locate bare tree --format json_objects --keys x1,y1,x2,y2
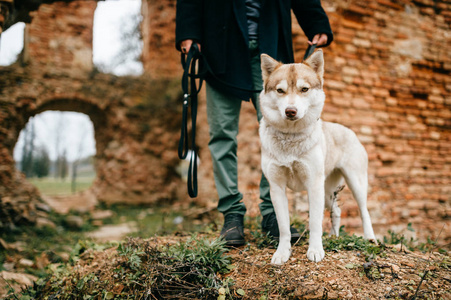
[
  {"x1": 20, "y1": 117, "x2": 35, "y2": 178},
  {"x1": 96, "y1": 10, "x2": 143, "y2": 75},
  {"x1": 33, "y1": 146, "x2": 50, "y2": 178},
  {"x1": 57, "y1": 149, "x2": 68, "y2": 181},
  {"x1": 71, "y1": 124, "x2": 88, "y2": 194},
  {"x1": 111, "y1": 11, "x2": 142, "y2": 71},
  {"x1": 53, "y1": 112, "x2": 68, "y2": 180}
]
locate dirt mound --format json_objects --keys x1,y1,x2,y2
[
  {"x1": 227, "y1": 245, "x2": 450, "y2": 299},
  {"x1": 8, "y1": 234, "x2": 450, "y2": 299}
]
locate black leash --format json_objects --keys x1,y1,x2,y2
[
  {"x1": 178, "y1": 44, "x2": 317, "y2": 198},
  {"x1": 178, "y1": 43, "x2": 203, "y2": 198}
]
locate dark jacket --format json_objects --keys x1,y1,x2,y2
[{"x1": 176, "y1": 0, "x2": 333, "y2": 99}]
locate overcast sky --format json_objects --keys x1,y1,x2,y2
[
  {"x1": 0, "y1": 0, "x2": 142, "y2": 162},
  {"x1": 0, "y1": 22, "x2": 25, "y2": 65},
  {"x1": 93, "y1": 0, "x2": 143, "y2": 75}
]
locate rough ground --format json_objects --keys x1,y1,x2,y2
[
  {"x1": 225, "y1": 242, "x2": 450, "y2": 299},
  {"x1": 4, "y1": 232, "x2": 450, "y2": 300},
  {"x1": 1, "y1": 196, "x2": 449, "y2": 299}
]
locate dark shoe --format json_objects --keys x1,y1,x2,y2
[
  {"x1": 220, "y1": 213, "x2": 245, "y2": 246},
  {"x1": 262, "y1": 212, "x2": 301, "y2": 244}
]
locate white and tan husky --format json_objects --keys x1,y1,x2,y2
[{"x1": 259, "y1": 50, "x2": 376, "y2": 264}]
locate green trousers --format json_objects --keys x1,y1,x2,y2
[{"x1": 206, "y1": 40, "x2": 274, "y2": 217}]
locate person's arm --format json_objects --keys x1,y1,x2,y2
[
  {"x1": 175, "y1": 0, "x2": 203, "y2": 52},
  {"x1": 291, "y1": 0, "x2": 333, "y2": 47}
]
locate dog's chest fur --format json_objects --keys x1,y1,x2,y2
[
  {"x1": 261, "y1": 119, "x2": 322, "y2": 159},
  {"x1": 260, "y1": 119, "x2": 325, "y2": 189}
]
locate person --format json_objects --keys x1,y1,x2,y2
[{"x1": 175, "y1": 0, "x2": 333, "y2": 246}]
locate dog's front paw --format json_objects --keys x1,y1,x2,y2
[
  {"x1": 367, "y1": 237, "x2": 378, "y2": 245},
  {"x1": 364, "y1": 233, "x2": 377, "y2": 243},
  {"x1": 271, "y1": 247, "x2": 291, "y2": 265},
  {"x1": 307, "y1": 247, "x2": 325, "y2": 262}
]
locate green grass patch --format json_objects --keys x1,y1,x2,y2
[
  {"x1": 0, "y1": 204, "x2": 203, "y2": 283},
  {"x1": 323, "y1": 228, "x2": 385, "y2": 260},
  {"x1": 28, "y1": 176, "x2": 95, "y2": 196},
  {"x1": 17, "y1": 236, "x2": 235, "y2": 299}
]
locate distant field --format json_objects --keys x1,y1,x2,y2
[{"x1": 28, "y1": 176, "x2": 95, "y2": 196}]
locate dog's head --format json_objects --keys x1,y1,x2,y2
[{"x1": 260, "y1": 50, "x2": 326, "y2": 132}]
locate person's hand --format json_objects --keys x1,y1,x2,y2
[
  {"x1": 180, "y1": 39, "x2": 201, "y2": 54},
  {"x1": 309, "y1": 34, "x2": 328, "y2": 46}
]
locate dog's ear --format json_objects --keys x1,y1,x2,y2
[
  {"x1": 304, "y1": 49, "x2": 324, "y2": 81},
  {"x1": 261, "y1": 54, "x2": 281, "y2": 82}
]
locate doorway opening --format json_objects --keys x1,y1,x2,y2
[{"x1": 14, "y1": 111, "x2": 96, "y2": 196}]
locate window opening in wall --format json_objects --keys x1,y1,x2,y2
[
  {"x1": 14, "y1": 111, "x2": 97, "y2": 196},
  {"x1": 93, "y1": 0, "x2": 143, "y2": 76},
  {"x1": 0, "y1": 22, "x2": 25, "y2": 66}
]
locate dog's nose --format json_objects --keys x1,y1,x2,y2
[{"x1": 285, "y1": 108, "x2": 297, "y2": 118}]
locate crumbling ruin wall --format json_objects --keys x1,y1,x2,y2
[
  {"x1": 0, "y1": 1, "x2": 188, "y2": 230},
  {"x1": 305, "y1": 0, "x2": 450, "y2": 243},
  {"x1": 141, "y1": 0, "x2": 450, "y2": 244},
  {"x1": 1, "y1": 0, "x2": 449, "y2": 244}
]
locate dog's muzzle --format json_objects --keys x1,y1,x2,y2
[{"x1": 285, "y1": 107, "x2": 297, "y2": 120}]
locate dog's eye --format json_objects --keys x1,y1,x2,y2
[
  {"x1": 301, "y1": 87, "x2": 309, "y2": 93},
  {"x1": 276, "y1": 88, "x2": 285, "y2": 94}
]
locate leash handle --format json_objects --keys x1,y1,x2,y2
[{"x1": 178, "y1": 44, "x2": 202, "y2": 197}]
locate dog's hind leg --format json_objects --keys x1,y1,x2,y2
[
  {"x1": 325, "y1": 171, "x2": 344, "y2": 237},
  {"x1": 341, "y1": 168, "x2": 376, "y2": 241}
]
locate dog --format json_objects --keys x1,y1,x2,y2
[{"x1": 259, "y1": 50, "x2": 376, "y2": 264}]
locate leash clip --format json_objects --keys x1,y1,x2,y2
[
  {"x1": 183, "y1": 94, "x2": 190, "y2": 105},
  {"x1": 303, "y1": 44, "x2": 317, "y2": 61}
]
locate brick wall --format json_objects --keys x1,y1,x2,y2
[
  {"x1": 0, "y1": 1, "x2": 189, "y2": 230},
  {"x1": 141, "y1": 0, "x2": 180, "y2": 78},
  {"x1": 1, "y1": 0, "x2": 449, "y2": 244},
  {"x1": 24, "y1": 1, "x2": 96, "y2": 71},
  {"x1": 141, "y1": 0, "x2": 450, "y2": 243},
  {"x1": 310, "y1": 0, "x2": 450, "y2": 243}
]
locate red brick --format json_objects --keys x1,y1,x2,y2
[
  {"x1": 346, "y1": 4, "x2": 374, "y2": 16},
  {"x1": 377, "y1": 0, "x2": 404, "y2": 10}
]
